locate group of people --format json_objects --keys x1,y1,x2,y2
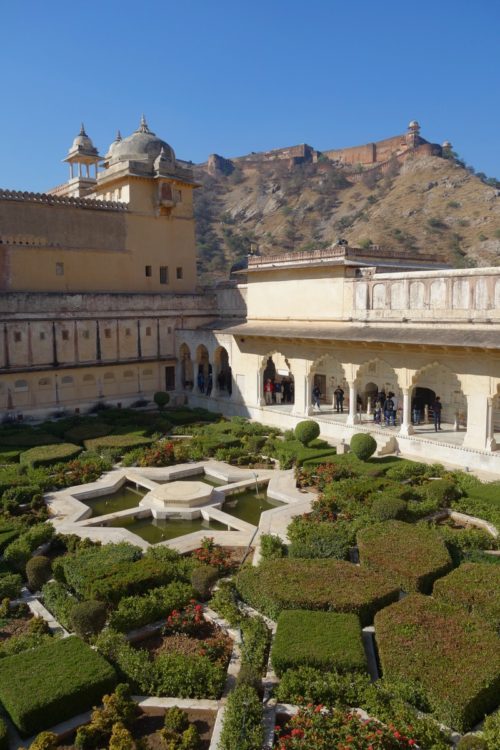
[
  {"x1": 373, "y1": 390, "x2": 398, "y2": 426},
  {"x1": 197, "y1": 369, "x2": 213, "y2": 396},
  {"x1": 264, "y1": 378, "x2": 294, "y2": 405}
]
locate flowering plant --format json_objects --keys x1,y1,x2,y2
[
  {"x1": 193, "y1": 537, "x2": 231, "y2": 571},
  {"x1": 138, "y1": 441, "x2": 175, "y2": 467},
  {"x1": 275, "y1": 705, "x2": 417, "y2": 749},
  {"x1": 164, "y1": 600, "x2": 204, "y2": 636}
]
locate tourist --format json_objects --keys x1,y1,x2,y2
[
  {"x1": 384, "y1": 392, "x2": 395, "y2": 426},
  {"x1": 374, "y1": 398, "x2": 382, "y2": 424},
  {"x1": 264, "y1": 378, "x2": 274, "y2": 405},
  {"x1": 197, "y1": 370, "x2": 205, "y2": 393},
  {"x1": 274, "y1": 379, "x2": 283, "y2": 404},
  {"x1": 333, "y1": 385, "x2": 345, "y2": 413},
  {"x1": 312, "y1": 384, "x2": 321, "y2": 410},
  {"x1": 412, "y1": 396, "x2": 422, "y2": 425},
  {"x1": 433, "y1": 396, "x2": 443, "y2": 431},
  {"x1": 206, "y1": 372, "x2": 213, "y2": 397},
  {"x1": 282, "y1": 378, "x2": 291, "y2": 403}
]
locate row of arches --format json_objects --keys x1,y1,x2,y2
[
  {"x1": 370, "y1": 278, "x2": 500, "y2": 311},
  {"x1": 179, "y1": 344, "x2": 232, "y2": 396}
]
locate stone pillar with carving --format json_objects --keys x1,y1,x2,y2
[
  {"x1": 292, "y1": 360, "x2": 309, "y2": 417},
  {"x1": 463, "y1": 393, "x2": 496, "y2": 451},
  {"x1": 346, "y1": 382, "x2": 357, "y2": 426},
  {"x1": 399, "y1": 389, "x2": 414, "y2": 436}
]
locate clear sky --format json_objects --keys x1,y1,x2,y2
[{"x1": 1, "y1": 0, "x2": 499, "y2": 192}]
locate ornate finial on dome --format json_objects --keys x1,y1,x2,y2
[
  {"x1": 137, "y1": 114, "x2": 154, "y2": 135},
  {"x1": 115, "y1": 130, "x2": 122, "y2": 142},
  {"x1": 79, "y1": 123, "x2": 87, "y2": 137}
]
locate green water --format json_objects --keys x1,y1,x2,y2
[
  {"x1": 85, "y1": 484, "x2": 147, "y2": 517},
  {"x1": 222, "y1": 491, "x2": 284, "y2": 526},
  {"x1": 107, "y1": 515, "x2": 226, "y2": 544}
]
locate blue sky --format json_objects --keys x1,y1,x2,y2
[{"x1": 1, "y1": 0, "x2": 499, "y2": 192}]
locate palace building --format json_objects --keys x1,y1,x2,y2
[{"x1": 1, "y1": 119, "x2": 500, "y2": 473}]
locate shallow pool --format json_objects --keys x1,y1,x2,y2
[
  {"x1": 84, "y1": 483, "x2": 147, "y2": 517},
  {"x1": 107, "y1": 515, "x2": 226, "y2": 544},
  {"x1": 222, "y1": 490, "x2": 283, "y2": 526}
]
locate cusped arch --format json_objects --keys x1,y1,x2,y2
[
  {"x1": 355, "y1": 357, "x2": 401, "y2": 408},
  {"x1": 412, "y1": 361, "x2": 467, "y2": 422},
  {"x1": 179, "y1": 342, "x2": 194, "y2": 390}
]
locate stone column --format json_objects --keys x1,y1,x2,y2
[
  {"x1": 346, "y1": 382, "x2": 357, "y2": 426},
  {"x1": 257, "y1": 371, "x2": 265, "y2": 407},
  {"x1": 291, "y1": 361, "x2": 309, "y2": 416},
  {"x1": 399, "y1": 389, "x2": 414, "y2": 436},
  {"x1": 463, "y1": 393, "x2": 496, "y2": 451}
]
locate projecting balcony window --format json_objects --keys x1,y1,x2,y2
[
  {"x1": 176, "y1": 266, "x2": 183, "y2": 280},
  {"x1": 145, "y1": 265, "x2": 152, "y2": 277},
  {"x1": 159, "y1": 266, "x2": 169, "y2": 284},
  {"x1": 56, "y1": 262, "x2": 64, "y2": 276}
]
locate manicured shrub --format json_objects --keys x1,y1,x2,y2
[
  {"x1": 75, "y1": 683, "x2": 139, "y2": 749},
  {"x1": 435, "y1": 524, "x2": 496, "y2": 566},
  {"x1": 370, "y1": 494, "x2": 407, "y2": 521},
  {"x1": 357, "y1": 520, "x2": 452, "y2": 593},
  {"x1": 20, "y1": 443, "x2": 82, "y2": 467},
  {"x1": 3, "y1": 484, "x2": 43, "y2": 505},
  {"x1": 483, "y1": 711, "x2": 500, "y2": 749},
  {"x1": 0, "y1": 717, "x2": 8, "y2": 750},
  {"x1": 240, "y1": 615, "x2": 270, "y2": 675},
  {"x1": 235, "y1": 558, "x2": 400, "y2": 625},
  {"x1": 271, "y1": 610, "x2": 366, "y2": 676},
  {"x1": 154, "y1": 391, "x2": 170, "y2": 410},
  {"x1": 4, "y1": 523, "x2": 54, "y2": 572},
  {"x1": 64, "y1": 421, "x2": 112, "y2": 443},
  {"x1": 27, "y1": 732, "x2": 58, "y2": 750},
  {"x1": 108, "y1": 581, "x2": 193, "y2": 632},
  {"x1": 433, "y1": 563, "x2": 500, "y2": 629},
  {"x1": 42, "y1": 581, "x2": 77, "y2": 629},
  {"x1": 0, "y1": 632, "x2": 53, "y2": 660},
  {"x1": 54, "y1": 542, "x2": 142, "y2": 594},
  {"x1": 287, "y1": 518, "x2": 351, "y2": 559},
  {"x1": 108, "y1": 722, "x2": 138, "y2": 750},
  {"x1": 375, "y1": 594, "x2": 500, "y2": 731},
  {"x1": 88, "y1": 557, "x2": 187, "y2": 605},
  {"x1": 295, "y1": 420, "x2": 320, "y2": 446},
  {"x1": 0, "y1": 525, "x2": 20, "y2": 552},
  {"x1": 275, "y1": 665, "x2": 371, "y2": 706},
  {"x1": 70, "y1": 600, "x2": 108, "y2": 639},
  {"x1": 26, "y1": 555, "x2": 52, "y2": 592},
  {"x1": 164, "y1": 706, "x2": 189, "y2": 733},
  {"x1": 84, "y1": 434, "x2": 153, "y2": 453},
  {"x1": 218, "y1": 684, "x2": 263, "y2": 750},
  {"x1": 456, "y1": 737, "x2": 488, "y2": 749},
  {"x1": 424, "y1": 478, "x2": 461, "y2": 506},
  {"x1": 0, "y1": 636, "x2": 117, "y2": 735},
  {"x1": 350, "y1": 433, "x2": 377, "y2": 461},
  {"x1": 0, "y1": 572, "x2": 22, "y2": 599},
  {"x1": 0, "y1": 428, "x2": 62, "y2": 448},
  {"x1": 190, "y1": 565, "x2": 218, "y2": 600},
  {"x1": 259, "y1": 533, "x2": 286, "y2": 560}
]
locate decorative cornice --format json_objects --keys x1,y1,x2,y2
[{"x1": 0, "y1": 189, "x2": 128, "y2": 211}]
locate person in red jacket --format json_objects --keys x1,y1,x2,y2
[{"x1": 264, "y1": 378, "x2": 274, "y2": 405}]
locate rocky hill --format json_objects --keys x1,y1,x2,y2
[{"x1": 193, "y1": 150, "x2": 500, "y2": 283}]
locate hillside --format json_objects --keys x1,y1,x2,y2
[{"x1": 193, "y1": 152, "x2": 500, "y2": 283}]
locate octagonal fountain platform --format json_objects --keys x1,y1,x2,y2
[{"x1": 140, "y1": 480, "x2": 215, "y2": 518}]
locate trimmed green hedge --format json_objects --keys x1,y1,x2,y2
[
  {"x1": 375, "y1": 594, "x2": 500, "y2": 731},
  {"x1": 357, "y1": 520, "x2": 452, "y2": 593},
  {"x1": 64, "y1": 421, "x2": 112, "y2": 443},
  {"x1": 0, "y1": 525, "x2": 20, "y2": 553},
  {"x1": 218, "y1": 684, "x2": 263, "y2": 750},
  {"x1": 88, "y1": 557, "x2": 189, "y2": 605},
  {"x1": 0, "y1": 636, "x2": 116, "y2": 735},
  {"x1": 108, "y1": 581, "x2": 194, "y2": 632},
  {"x1": 0, "y1": 717, "x2": 7, "y2": 750},
  {"x1": 41, "y1": 581, "x2": 77, "y2": 630},
  {"x1": 20, "y1": 443, "x2": 82, "y2": 467},
  {"x1": 0, "y1": 428, "x2": 62, "y2": 448},
  {"x1": 235, "y1": 559, "x2": 399, "y2": 625},
  {"x1": 433, "y1": 562, "x2": 500, "y2": 629},
  {"x1": 0, "y1": 572, "x2": 23, "y2": 599},
  {"x1": 54, "y1": 542, "x2": 142, "y2": 595},
  {"x1": 84, "y1": 434, "x2": 153, "y2": 453},
  {"x1": 271, "y1": 610, "x2": 366, "y2": 676}
]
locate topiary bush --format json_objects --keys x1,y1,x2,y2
[
  {"x1": 370, "y1": 494, "x2": 407, "y2": 521},
  {"x1": 271, "y1": 610, "x2": 366, "y2": 676},
  {"x1": 424, "y1": 478, "x2": 461, "y2": 506},
  {"x1": 433, "y1": 563, "x2": 500, "y2": 630},
  {"x1": 190, "y1": 565, "x2": 218, "y2": 600},
  {"x1": 259, "y1": 533, "x2": 286, "y2": 560},
  {"x1": 456, "y1": 736, "x2": 488, "y2": 749},
  {"x1": 26, "y1": 731, "x2": 58, "y2": 750},
  {"x1": 26, "y1": 556, "x2": 52, "y2": 592},
  {"x1": 350, "y1": 433, "x2": 377, "y2": 461},
  {"x1": 218, "y1": 684, "x2": 263, "y2": 750},
  {"x1": 20, "y1": 443, "x2": 82, "y2": 468},
  {"x1": 153, "y1": 391, "x2": 170, "y2": 410},
  {"x1": 295, "y1": 420, "x2": 320, "y2": 446},
  {"x1": 0, "y1": 572, "x2": 23, "y2": 599},
  {"x1": 70, "y1": 600, "x2": 108, "y2": 640}
]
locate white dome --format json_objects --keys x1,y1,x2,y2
[{"x1": 107, "y1": 116, "x2": 175, "y2": 168}]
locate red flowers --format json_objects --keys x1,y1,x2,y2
[
  {"x1": 164, "y1": 601, "x2": 205, "y2": 636},
  {"x1": 193, "y1": 537, "x2": 231, "y2": 571}
]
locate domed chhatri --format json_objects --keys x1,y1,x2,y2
[
  {"x1": 67, "y1": 123, "x2": 99, "y2": 158},
  {"x1": 408, "y1": 119, "x2": 420, "y2": 131},
  {"x1": 142, "y1": 480, "x2": 214, "y2": 512},
  {"x1": 107, "y1": 114, "x2": 175, "y2": 169}
]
